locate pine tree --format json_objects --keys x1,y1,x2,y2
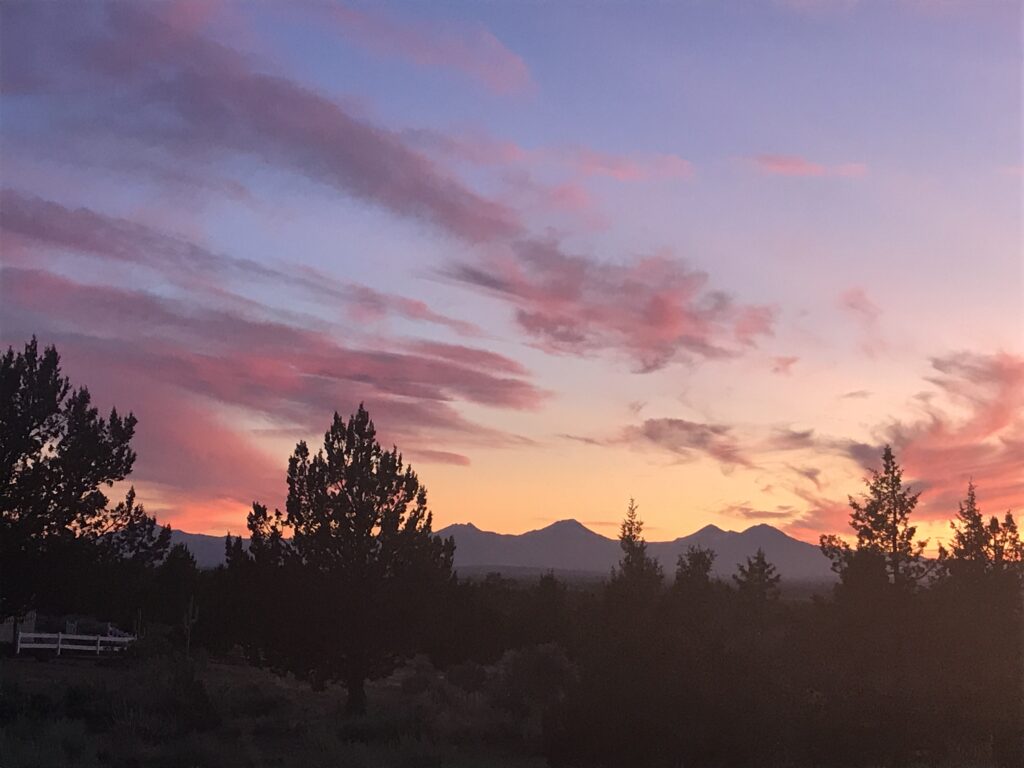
[
  {"x1": 612, "y1": 498, "x2": 663, "y2": 587},
  {"x1": 248, "y1": 404, "x2": 454, "y2": 715},
  {"x1": 674, "y1": 545, "x2": 715, "y2": 588},
  {"x1": 988, "y1": 512, "x2": 1023, "y2": 572},
  {"x1": 820, "y1": 445, "x2": 927, "y2": 590},
  {"x1": 939, "y1": 481, "x2": 1024, "y2": 580},
  {"x1": 952, "y1": 482, "x2": 988, "y2": 556},
  {"x1": 733, "y1": 548, "x2": 781, "y2": 601},
  {"x1": 0, "y1": 338, "x2": 168, "y2": 620}
]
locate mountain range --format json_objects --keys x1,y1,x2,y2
[{"x1": 171, "y1": 520, "x2": 835, "y2": 583}]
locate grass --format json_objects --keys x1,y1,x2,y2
[{"x1": 0, "y1": 653, "x2": 550, "y2": 768}]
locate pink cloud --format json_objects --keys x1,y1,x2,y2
[
  {"x1": 448, "y1": 247, "x2": 775, "y2": 372},
  {"x1": 415, "y1": 131, "x2": 692, "y2": 184},
  {"x1": 722, "y1": 504, "x2": 797, "y2": 521},
  {"x1": 408, "y1": 341, "x2": 529, "y2": 376},
  {"x1": 623, "y1": 418, "x2": 755, "y2": 469},
  {"x1": 3, "y1": 6, "x2": 521, "y2": 244},
  {"x1": 839, "y1": 286, "x2": 886, "y2": 356},
  {"x1": 771, "y1": 356, "x2": 799, "y2": 374},
  {"x1": 839, "y1": 286, "x2": 880, "y2": 322},
  {"x1": 780, "y1": 352, "x2": 1024, "y2": 539},
  {"x1": 886, "y1": 352, "x2": 1024, "y2": 520},
  {"x1": 573, "y1": 149, "x2": 693, "y2": 182},
  {"x1": 330, "y1": 4, "x2": 532, "y2": 95},
  {"x1": 404, "y1": 449, "x2": 472, "y2": 466},
  {"x1": 1, "y1": 267, "x2": 546, "y2": 433},
  {"x1": 1, "y1": 265, "x2": 551, "y2": 528},
  {"x1": 0, "y1": 190, "x2": 480, "y2": 337},
  {"x1": 753, "y1": 155, "x2": 867, "y2": 178}
]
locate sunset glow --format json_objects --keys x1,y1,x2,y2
[{"x1": 1, "y1": 0, "x2": 1020, "y2": 544}]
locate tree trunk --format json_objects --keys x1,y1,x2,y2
[{"x1": 344, "y1": 670, "x2": 367, "y2": 716}]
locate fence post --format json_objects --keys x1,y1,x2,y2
[
  {"x1": 56, "y1": 632, "x2": 62, "y2": 656},
  {"x1": 15, "y1": 625, "x2": 21, "y2": 655},
  {"x1": 96, "y1": 635, "x2": 101, "y2": 655}
]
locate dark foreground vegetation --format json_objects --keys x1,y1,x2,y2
[{"x1": 2, "y1": 338, "x2": 1022, "y2": 767}]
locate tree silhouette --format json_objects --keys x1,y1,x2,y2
[
  {"x1": 939, "y1": 481, "x2": 1023, "y2": 581},
  {"x1": 675, "y1": 545, "x2": 715, "y2": 588},
  {"x1": 820, "y1": 445, "x2": 927, "y2": 590},
  {"x1": 733, "y1": 548, "x2": 780, "y2": 601},
  {"x1": 0, "y1": 338, "x2": 168, "y2": 620},
  {"x1": 611, "y1": 498, "x2": 663, "y2": 588},
  {"x1": 248, "y1": 404, "x2": 454, "y2": 715}
]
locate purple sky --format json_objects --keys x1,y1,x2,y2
[{"x1": 1, "y1": 0, "x2": 1021, "y2": 543}]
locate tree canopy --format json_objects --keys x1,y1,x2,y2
[
  {"x1": 0, "y1": 338, "x2": 169, "y2": 620},
  {"x1": 820, "y1": 445, "x2": 927, "y2": 590},
  {"x1": 247, "y1": 404, "x2": 454, "y2": 714}
]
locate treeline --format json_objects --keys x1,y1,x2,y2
[{"x1": 2, "y1": 338, "x2": 1022, "y2": 767}]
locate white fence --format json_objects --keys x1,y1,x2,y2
[{"x1": 16, "y1": 631, "x2": 135, "y2": 656}]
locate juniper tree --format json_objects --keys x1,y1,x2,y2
[
  {"x1": 0, "y1": 338, "x2": 168, "y2": 620},
  {"x1": 248, "y1": 404, "x2": 454, "y2": 715}
]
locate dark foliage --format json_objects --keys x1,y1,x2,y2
[
  {"x1": 241, "y1": 404, "x2": 455, "y2": 714},
  {"x1": 3, "y1": 342, "x2": 1021, "y2": 767},
  {"x1": 0, "y1": 338, "x2": 170, "y2": 625}
]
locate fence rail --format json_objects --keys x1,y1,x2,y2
[{"x1": 16, "y1": 631, "x2": 135, "y2": 656}]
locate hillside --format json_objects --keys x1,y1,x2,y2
[{"x1": 172, "y1": 520, "x2": 834, "y2": 582}]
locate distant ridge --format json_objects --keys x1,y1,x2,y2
[
  {"x1": 170, "y1": 520, "x2": 835, "y2": 582},
  {"x1": 169, "y1": 529, "x2": 246, "y2": 569},
  {"x1": 437, "y1": 520, "x2": 835, "y2": 583}
]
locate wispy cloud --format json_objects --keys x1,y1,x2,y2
[
  {"x1": 2, "y1": 5, "x2": 520, "y2": 244},
  {"x1": 447, "y1": 247, "x2": 775, "y2": 372},
  {"x1": 840, "y1": 389, "x2": 872, "y2": 399},
  {"x1": 770, "y1": 355, "x2": 799, "y2": 374},
  {"x1": 0, "y1": 266, "x2": 547, "y2": 527},
  {"x1": 721, "y1": 503, "x2": 796, "y2": 521},
  {"x1": 752, "y1": 155, "x2": 867, "y2": 178},
  {"x1": 329, "y1": 4, "x2": 533, "y2": 95},
  {"x1": 0, "y1": 190, "x2": 480, "y2": 336},
  {"x1": 622, "y1": 418, "x2": 755, "y2": 469},
  {"x1": 839, "y1": 286, "x2": 886, "y2": 356}
]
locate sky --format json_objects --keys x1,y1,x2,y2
[{"x1": 1, "y1": 0, "x2": 1021, "y2": 546}]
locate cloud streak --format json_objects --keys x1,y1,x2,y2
[
  {"x1": 753, "y1": 155, "x2": 867, "y2": 178},
  {"x1": 1, "y1": 266, "x2": 547, "y2": 527},
  {"x1": 3, "y1": 5, "x2": 520, "y2": 244},
  {"x1": 329, "y1": 4, "x2": 533, "y2": 95},
  {"x1": 447, "y1": 247, "x2": 775, "y2": 372}
]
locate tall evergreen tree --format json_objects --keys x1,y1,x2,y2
[
  {"x1": 674, "y1": 545, "x2": 715, "y2": 589},
  {"x1": 820, "y1": 445, "x2": 927, "y2": 590},
  {"x1": 611, "y1": 498, "x2": 663, "y2": 589},
  {"x1": 939, "y1": 481, "x2": 1024, "y2": 580},
  {"x1": 248, "y1": 404, "x2": 454, "y2": 714},
  {"x1": 0, "y1": 338, "x2": 168, "y2": 620},
  {"x1": 733, "y1": 548, "x2": 781, "y2": 601}
]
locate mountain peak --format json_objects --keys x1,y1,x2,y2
[
  {"x1": 742, "y1": 523, "x2": 786, "y2": 537},
  {"x1": 438, "y1": 522, "x2": 480, "y2": 533},
  {"x1": 523, "y1": 519, "x2": 601, "y2": 539},
  {"x1": 693, "y1": 523, "x2": 726, "y2": 535},
  {"x1": 546, "y1": 519, "x2": 588, "y2": 531}
]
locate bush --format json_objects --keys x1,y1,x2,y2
[
  {"x1": 446, "y1": 661, "x2": 488, "y2": 695},
  {"x1": 0, "y1": 716, "x2": 99, "y2": 767}
]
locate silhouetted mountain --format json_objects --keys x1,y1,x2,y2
[
  {"x1": 438, "y1": 520, "x2": 616, "y2": 572},
  {"x1": 437, "y1": 520, "x2": 835, "y2": 583},
  {"x1": 169, "y1": 520, "x2": 834, "y2": 582},
  {"x1": 169, "y1": 530, "x2": 246, "y2": 569}
]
